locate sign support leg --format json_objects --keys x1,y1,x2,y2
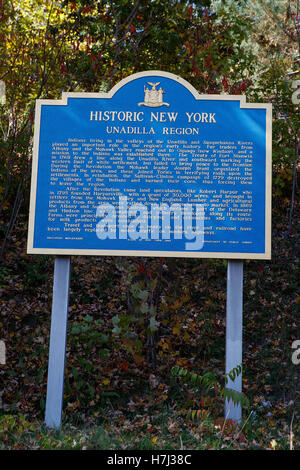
[
  {"x1": 225, "y1": 260, "x2": 243, "y2": 424},
  {"x1": 45, "y1": 256, "x2": 71, "y2": 429}
]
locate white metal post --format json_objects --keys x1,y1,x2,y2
[
  {"x1": 45, "y1": 256, "x2": 70, "y2": 429},
  {"x1": 225, "y1": 260, "x2": 243, "y2": 424}
]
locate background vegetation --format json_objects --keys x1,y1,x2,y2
[{"x1": 0, "y1": 0, "x2": 299, "y2": 450}]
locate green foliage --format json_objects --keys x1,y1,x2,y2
[
  {"x1": 224, "y1": 363, "x2": 242, "y2": 384},
  {"x1": 171, "y1": 363, "x2": 249, "y2": 420},
  {"x1": 221, "y1": 388, "x2": 249, "y2": 409},
  {"x1": 0, "y1": 0, "x2": 264, "y2": 259},
  {"x1": 171, "y1": 365, "x2": 218, "y2": 393},
  {"x1": 0, "y1": 414, "x2": 36, "y2": 445},
  {"x1": 213, "y1": 0, "x2": 300, "y2": 197},
  {"x1": 0, "y1": 406, "x2": 297, "y2": 450},
  {"x1": 0, "y1": 0, "x2": 298, "y2": 256},
  {"x1": 21, "y1": 256, "x2": 52, "y2": 290},
  {"x1": 69, "y1": 314, "x2": 108, "y2": 353}
]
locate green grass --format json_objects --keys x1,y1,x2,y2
[{"x1": 0, "y1": 405, "x2": 298, "y2": 450}]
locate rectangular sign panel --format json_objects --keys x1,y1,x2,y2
[{"x1": 27, "y1": 71, "x2": 272, "y2": 259}]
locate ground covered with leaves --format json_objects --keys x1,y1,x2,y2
[{"x1": 0, "y1": 197, "x2": 299, "y2": 450}]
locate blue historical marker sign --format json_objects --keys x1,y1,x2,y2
[{"x1": 28, "y1": 71, "x2": 272, "y2": 259}]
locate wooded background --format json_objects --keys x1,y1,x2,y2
[{"x1": 0, "y1": 0, "x2": 299, "y2": 450}]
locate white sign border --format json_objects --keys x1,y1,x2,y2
[{"x1": 27, "y1": 70, "x2": 272, "y2": 259}]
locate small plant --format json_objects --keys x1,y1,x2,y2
[
  {"x1": 224, "y1": 364, "x2": 242, "y2": 385},
  {"x1": 171, "y1": 364, "x2": 249, "y2": 421},
  {"x1": 68, "y1": 314, "x2": 108, "y2": 354}
]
